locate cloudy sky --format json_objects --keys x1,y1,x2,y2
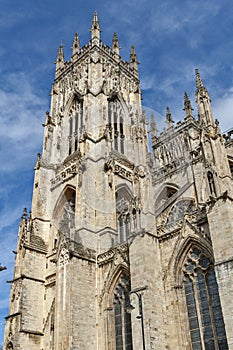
[{"x1": 0, "y1": 0, "x2": 233, "y2": 344}]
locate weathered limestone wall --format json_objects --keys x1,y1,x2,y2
[
  {"x1": 54, "y1": 254, "x2": 96, "y2": 350},
  {"x1": 129, "y1": 232, "x2": 166, "y2": 350},
  {"x1": 70, "y1": 257, "x2": 97, "y2": 349},
  {"x1": 208, "y1": 199, "x2": 233, "y2": 349}
]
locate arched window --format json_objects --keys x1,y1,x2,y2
[
  {"x1": 155, "y1": 184, "x2": 178, "y2": 209},
  {"x1": 113, "y1": 274, "x2": 133, "y2": 350},
  {"x1": 108, "y1": 96, "x2": 125, "y2": 154},
  {"x1": 207, "y1": 171, "x2": 216, "y2": 196},
  {"x1": 116, "y1": 187, "x2": 132, "y2": 244},
  {"x1": 68, "y1": 96, "x2": 83, "y2": 155},
  {"x1": 54, "y1": 187, "x2": 76, "y2": 239},
  {"x1": 183, "y1": 247, "x2": 228, "y2": 349}
]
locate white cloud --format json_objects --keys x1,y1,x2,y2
[
  {"x1": 0, "y1": 72, "x2": 46, "y2": 172},
  {"x1": 213, "y1": 88, "x2": 233, "y2": 132}
]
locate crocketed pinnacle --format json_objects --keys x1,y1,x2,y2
[
  {"x1": 166, "y1": 106, "x2": 174, "y2": 128},
  {"x1": 90, "y1": 11, "x2": 101, "y2": 39},
  {"x1": 112, "y1": 32, "x2": 120, "y2": 55},
  {"x1": 183, "y1": 91, "x2": 194, "y2": 119},
  {"x1": 72, "y1": 33, "x2": 80, "y2": 55},
  {"x1": 56, "y1": 43, "x2": 64, "y2": 64}
]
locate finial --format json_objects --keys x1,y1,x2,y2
[
  {"x1": 183, "y1": 91, "x2": 194, "y2": 119},
  {"x1": 72, "y1": 33, "x2": 80, "y2": 56},
  {"x1": 195, "y1": 68, "x2": 209, "y2": 96},
  {"x1": 22, "y1": 208, "x2": 27, "y2": 220},
  {"x1": 57, "y1": 43, "x2": 64, "y2": 63},
  {"x1": 166, "y1": 107, "x2": 174, "y2": 128},
  {"x1": 90, "y1": 11, "x2": 101, "y2": 40},
  {"x1": 55, "y1": 42, "x2": 64, "y2": 75},
  {"x1": 130, "y1": 45, "x2": 139, "y2": 73},
  {"x1": 195, "y1": 68, "x2": 213, "y2": 126},
  {"x1": 112, "y1": 32, "x2": 120, "y2": 56}
]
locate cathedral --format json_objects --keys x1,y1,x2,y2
[{"x1": 3, "y1": 12, "x2": 233, "y2": 350}]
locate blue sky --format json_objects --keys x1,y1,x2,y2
[{"x1": 0, "y1": 0, "x2": 233, "y2": 345}]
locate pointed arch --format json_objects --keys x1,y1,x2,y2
[
  {"x1": 173, "y1": 235, "x2": 213, "y2": 287},
  {"x1": 115, "y1": 184, "x2": 133, "y2": 244},
  {"x1": 165, "y1": 197, "x2": 194, "y2": 225},
  {"x1": 154, "y1": 183, "x2": 179, "y2": 210},
  {"x1": 115, "y1": 184, "x2": 133, "y2": 202},
  {"x1": 103, "y1": 263, "x2": 132, "y2": 350},
  {"x1": 108, "y1": 93, "x2": 128, "y2": 154},
  {"x1": 106, "y1": 263, "x2": 130, "y2": 299},
  {"x1": 108, "y1": 91, "x2": 129, "y2": 118},
  {"x1": 64, "y1": 92, "x2": 83, "y2": 155},
  {"x1": 53, "y1": 185, "x2": 76, "y2": 240},
  {"x1": 53, "y1": 184, "x2": 76, "y2": 220},
  {"x1": 173, "y1": 237, "x2": 228, "y2": 349},
  {"x1": 63, "y1": 91, "x2": 83, "y2": 116}
]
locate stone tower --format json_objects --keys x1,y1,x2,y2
[{"x1": 3, "y1": 13, "x2": 233, "y2": 350}]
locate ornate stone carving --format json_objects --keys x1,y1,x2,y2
[
  {"x1": 59, "y1": 247, "x2": 70, "y2": 266},
  {"x1": 104, "y1": 154, "x2": 134, "y2": 181}
]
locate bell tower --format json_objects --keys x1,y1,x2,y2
[{"x1": 3, "y1": 12, "x2": 150, "y2": 350}]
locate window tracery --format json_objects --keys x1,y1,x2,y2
[
  {"x1": 113, "y1": 274, "x2": 133, "y2": 350},
  {"x1": 57, "y1": 190, "x2": 76, "y2": 238},
  {"x1": 68, "y1": 97, "x2": 83, "y2": 155},
  {"x1": 183, "y1": 247, "x2": 228, "y2": 349},
  {"x1": 207, "y1": 171, "x2": 216, "y2": 197},
  {"x1": 108, "y1": 96, "x2": 125, "y2": 154},
  {"x1": 116, "y1": 188, "x2": 132, "y2": 244}
]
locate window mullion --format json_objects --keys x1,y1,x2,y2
[
  {"x1": 193, "y1": 278, "x2": 205, "y2": 349},
  {"x1": 206, "y1": 271, "x2": 220, "y2": 350}
]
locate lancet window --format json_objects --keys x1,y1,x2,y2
[
  {"x1": 108, "y1": 96, "x2": 125, "y2": 154},
  {"x1": 57, "y1": 189, "x2": 76, "y2": 238},
  {"x1": 113, "y1": 274, "x2": 133, "y2": 350},
  {"x1": 68, "y1": 97, "x2": 83, "y2": 155},
  {"x1": 116, "y1": 187, "x2": 132, "y2": 244},
  {"x1": 183, "y1": 247, "x2": 228, "y2": 349},
  {"x1": 207, "y1": 171, "x2": 216, "y2": 197}
]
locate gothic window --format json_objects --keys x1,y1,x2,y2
[
  {"x1": 167, "y1": 199, "x2": 193, "y2": 224},
  {"x1": 108, "y1": 96, "x2": 125, "y2": 154},
  {"x1": 183, "y1": 247, "x2": 228, "y2": 350},
  {"x1": 116, "y1": 187, "x2": 132, "y2": 244},
  {"x1": 68, "y1": 97, "x2": 83, "y2": 155},
  {"x1": 57, "y1": 189, "x2": 76, "y2": 238},
  {"x1": 113, "y1": 274, "x2": 133, "y2": 350},
  {"x1": 155, "y1": 185, "x2": 178, "y2": 209},
  {"x1": 207, "y1": 171, "x2": 216, "y2": 196}
]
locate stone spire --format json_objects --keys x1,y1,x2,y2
[
  {"x1": 130, "y1": 45, "x2": 139, "y2": 74},
  {"x1": 72, "y1": 32, "x2": 80, "y2": 56},
  {"x1": 195, "y1": 68, "x2": 214, "y2": 127},
  {"x1": 183, "y1": 91, "x2": 194, "y2": 120},
  {"x1": 112, "y1": 32, "x2": 120, "y2": 56},
  {"x1": 166, "y1": 106, "x2": 174, "y2": 128},
  {"x1": 150, "y1": 114, "x2": 158, "y2": 139},
  {"x1": 90, "y1": 11, "x2": 101, "y2": 41},
  {"x1": 55, "y1": 43, "x2": 64, "y2": 75}
]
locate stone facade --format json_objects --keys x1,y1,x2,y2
[{"x1": 3, "y1": 12, "x2": 233, "y2": 350}]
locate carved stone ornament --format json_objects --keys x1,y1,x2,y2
[
  {"x1": 91, "y1": 49, "x2": 100, "y2": 63},
  {"x1": 59, "y1": 247, "x2": 70, "y2": 266},
  {"x1": 97, "y1": 243, "x2": 128, "y2": 265}
]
